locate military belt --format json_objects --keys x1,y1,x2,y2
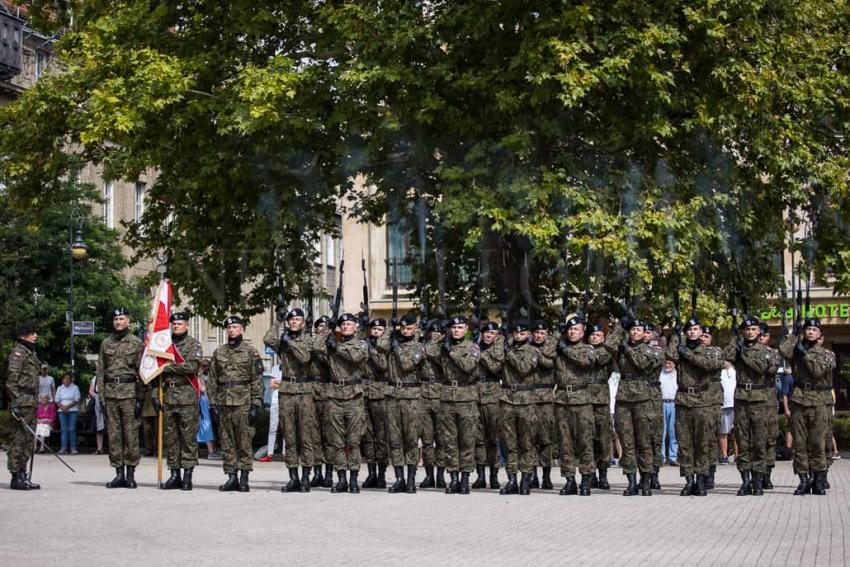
[
  {"x1": 222, "y1": 379, "x2": 250, "y2": 387},
  {"x1": 797, "y1": 384, "x2": 832, "y2": 392},
  {"x1": 106, "y1": 376, "x2": 137, "y2": 385},
  {"x1": 589, "y1": 379, "x2": 608, "y2": 385},
  {"x1": 478, "y1": 375, "x2": 501, "y2": 383},
  {"x1": 647, "y1": 381, "x2": 661, "y2": 387},
  {"x1": 532, "y1": 384, "x2": 553, "y2": 390},
  {"x1": 333, "y1": 379, "x2": 362, "y2": 387},
  {"x1": 19, "y1": 387, "x2": 36, "y2": 395},
  {"x1": 164, "y1": 379, "x2": 191, "y2": 389},
  {"x1": 621, "y1": 373, "x2": 649, "y2": 382},
  {"x1": 282, "y1": 376, "x2": 315, "y2": 384},
  {"x1": 504, "y1": 384, "x2": 536, "y2": 392},
  {"x1": 736, "y1": 383, "x2": 771, "y2": 391},
  {"x1": 711, "y1": 378, "x2": 722, "y2": 383},
  {"x1": 560, "y1": 384, "x2": 588, "y2": 393},
  {"x1": 684, "y1": 386, "x2": 707, "y2": 395},
  {"x1": 393, "y1": 381, "x2": 421, "y2": 388},
  {"x1": 447, "y1": 381, "x2": 475, "y2": 388}
]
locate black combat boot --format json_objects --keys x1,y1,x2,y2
[
  {"x1": 823, "y1": 470, "x2": 831, "y2": 490},
  {"x1": 812, "y1": 471, "x2": 826, "y2": 496},
  {"x1": 376, "y1": 464, "x2": 388, "y2": 488},
  {"x1": 530, "y1": 467, "x2": 540, "y2": 489},
  {"x1": 419, "y1": 465, "x2": 435, "y2": 488},
  {"x1": 349, "y1": 470, "x2": 360, "y2": 493},
  {"x1": 238, "y1": 470, "x2": 250, "y2": 492},
  {"x1": 679, "y1": 475, "x2": 694, "y2": 496},
  {"x1": 751, "y1": 472, "x2": 764, "y2": 496},
  {"x1": 282, "y1": 467, "x2": 301, "y2": 492},
  {"x1": 499, "y1": 473, "x2": 519, "y2": 495},
  {"x1": 640, "y1": 472, "x2": 652, "y2": 496},
  {"x1": 180, "y1": 468, "x2": 193, "y2": 491},
  {"x1": 541, "y1": 467, "x2": 553, "y2": 490},
  {"x1": 704, "y1": 465, "x2": 716, "y2": 489},
  {"x1": 459, "y1": 472, "x2": 471, "y2": 494},
  {"x1": 19, "y1": 472, "x2": 40, "y2": 490},
  {"x1": 624, "y1": 473, "x2": 638, "y2": 496},
  {"x1": 388, "y1": 466, "x2": 406, "y2": 493},
  {"x1": 559, "y1": 476, "x2": 578, "y2": 496},
  {"x1": 590, "y1": 472, "x2": 599, "y2": 488},
  {"x1": 597, "y1": 468, "x2": 611, "y2": 490},
  {"x1": 362, "y1": 463, "x2": 378, "y2": 489},
  {"x1": 794, "y1": 473, "x2": 811, "y2": 496},
  {"x1": 694, "y1": 474, "x2": 707, "y2": 496},
  {"x1": 125, "y1": 465, "x2": 138, "y2": 489},
  {"x1": 737, "y1": 471, "x2": 752, "y2": 496},
  {"x1": 650, "y1": 469, "x2": 661, "y2": 490},
  {"x1": 471, "y1": 464, "x2": 487, "y2": 489},
  {"x1": 161, "y1": 468, "x2": 181, "y2": 490},
  {"x1": 436, "y1": 466, "x2": 447, "y2": 489},
  {"x1": 10, "y1": 472, "x2": 30, "y2": 491},
  {"x1": 579, "y1": 474, "x2": 592, "y2": 496},
  {"x1": 310, "y1": 464, "x2": 324, "y2": 487},
  {"x1": 406, "y1": 465, "x2": 417, "y2": 494},
  {"x1": 323, "y1": 463, "x2": 334, "y2": 488},
  {"x1": 331, "y1": 470, "x2": 348, "y2": 493},
  {"x1": 219, "y1": 472, "x2": 238, "y2": 492},
  {"x1": 519, "y1": 472, "x2": 531, "y2": 495},
  {"x1": 763, "y1": 466, "x2": 774, "y2": 490},
  {"x1": 106, "y1": 467, "x2": 127, "y2": 489},
  {"x1": 489, "y1": 467, "x2": 500, "y2": 489},
  {"x1": 445, "y1": 471, "x2": 459, "y2": 494},
  {"x1": 300, "y1": 466, "x2": 312, "y2": 492}
]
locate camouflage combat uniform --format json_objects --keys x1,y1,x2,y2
[
  {"x1": 386, "y1": 336, "x2": 424, "y2": 467},
  {"x1": 96, "y1": 331, "x2": 144, "y2": 468},
  {"x1": 500, "y1": 341, "x2": 540, "y2": 475},
  {"x1": 475, "y1": 338, "x2": 505, "y2": 469},
  {"x1": 440, "y1": 337, "x2": 480, "y2": 474},
  {"x1": 421, "y1": 336, "x2": 446, "y2": 470},
  {"x1": 208, "y1": 338, "x2": 263, "y2": 474},
  {"x1": 589, "y1": 338, "x2": 615, "y2": 473},
  {"x1": 554, "y1": 339, "x2": 597, "y2": 479},
  {"x1": 160, "y1": 332, "x2": 203, "y2": 469},
  {"x1": 5, "y1": 341, "x2": 40, "y2": 475},
  {"x1": 531, "y1": 336, "x2": 557, "y2": 471},
  {"x1": 362, "y1": 333, "x2": 391, "y2": 468}
]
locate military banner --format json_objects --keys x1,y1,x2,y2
[{"x1": 139, "y1": 278, "x2": 175, "y2": 384}]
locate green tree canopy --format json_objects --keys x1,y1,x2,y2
[{"x1": 2, "y1": 1, "x2": 849, "y2": 326}]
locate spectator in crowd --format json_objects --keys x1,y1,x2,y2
[
  {"x1": 35, "y1": 394, "x2": 57, "y2": 453},
  {"x1": 781, "y1": 369, "x2": 794, "y2": 454},
  {"x1": 719, "y1": 360, "x2": 737, "y2": 464},
  {"x1": 660, "y1": 359, "x2": 679, "y2": 466},
  {"x1": 37, "y1": 364, "x2": 55, "y2": 402},
  {"x1": 88, "y1": 379, "x2": 105, "y2": 454},
  {"x1": 55, "y1": 373, "x2": 81, "y2": 455},
  {"x1": 198, "y1": 359, "x2": 220, "y2": 460},
  {"x1": 258, "y1": 363, "x2": 283, "y2": 462},
  {"x1": 608, "y1": 369, "x2": 622, "y2": 466}
]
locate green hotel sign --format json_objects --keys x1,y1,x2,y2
[{"x1": 759, "y1": 303, "x2": 850, "y2": 321}]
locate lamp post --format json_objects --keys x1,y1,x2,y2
[{"x1": 68, "y1": 209, "x2": 87, "y2": 379}]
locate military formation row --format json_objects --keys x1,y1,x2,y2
[{"x1": 5, "y1": 307, "x2": 836, "y2": 498}]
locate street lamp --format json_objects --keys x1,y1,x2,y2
[{"x1": 68, "y1": 209, "x2": 87, "y2": 379}]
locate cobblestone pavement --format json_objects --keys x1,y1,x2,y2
[{"x1": 0, "y1": 453, "x2": 846, "y2": 566}]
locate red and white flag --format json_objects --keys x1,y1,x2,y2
[{"x1": 140, "y1": 278, "x2": 175, "y2": 384}]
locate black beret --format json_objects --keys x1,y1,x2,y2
[
  {"x1": 644, "y1": 322, "x2": 654, "y2": 332},
  {"x1": 223, "y1": 315, "x2": 243, "y2": 327},
  {"x1": 685, "y1": 317, "x2": 701, "y2": 329},
  {"x1": 624, "y1": 318, "x2": 645, "y2": 330},
  {"x1": 803, "y1": 317, "x2": 821, "y2": 330},
  {"x1": 512, "y1": 319, "x2": 530, "y2": 332},
  {"x1": 14, "y1": 321, "x2": 37, "y2": 336},
  {"x1": 532, "y1": 319, "x2": 549, "y2": 331},
  {"x1": 741, "y1": 315, "x2": 760, "y2": 329},
  {"x1": 759, "y1": 321, "x2": 770, "y2": 333},
  {"x1": 111, "y1": 307, "x2": 129, "y2": 318},
  {"x1": 400, "y1": 313, "x2": 418, "y2": 326},
  {"x1": 588, "y1": 323, "x2": 605, "y2": 334},
  {"x1": 338, "y1": 313, "x2": 357, "y2": 323},
  {"x1": 286, "y1": 308, "x2": 305, "y2": 320},
  {"x1": 427, "y1": 320, "x2": 443, "y2": 333},
  {"x1": 481, "y1": 321, "x2": 500, "y2": 332},
  {"x1": 701, "y1": 325, "x2": 715, "y2": 335},
  {"x1": 170, "y1": 311, "x2": 190, "y2": 323},
  {"x1": 314, "y1": 316, "x2": 329, "y2": 327},
  {"x1": 368, "y1": 318, "x2": 387, "y2": 328},
  {"x1": 564, "y1": 316, "x2": 584, "y2": 329},
  {"x1": 448, "y1": 315, "x2": 468, "y2": 326}
]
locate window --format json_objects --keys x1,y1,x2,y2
[
  {"x1": 387, "y1": 208, "x2": 412, "y2": 284},
  {"x1": 191, "y1": 314, "x2": 200, "y2": 339},
  {"x1": 312, "y1": 238, "x2": 322, "y2": 265},
  {"x1": 326, "y1": 234, "x2": 335, "y2": 267},
  {"x1": 134, "y1": 181, "x2": 145, "y2": 223},
  {"x1": 103, "y1": 180, "x2": 114, "y2": 228}
]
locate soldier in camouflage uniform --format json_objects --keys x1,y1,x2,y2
[
  {"x1": 96, "y1": 308, "x2": 144, "y2": 489},
  {"x1": 700, "y1": 326, "x2": 723, "y2": 489},
  {"x1": 6, "y1": 322, "x2": 42, "y2": 490},
  {"x1": 758, "y1": 322, "x2": 782, "y2": 489},
  {"x1": 666, "y1": 318, "x2": 725, "y2": 496},
  {"x1": 613, "y1": 318, "x2": 662, "y2": 496},
  {"x1": 314, "y1": 313, "x2": 368, "y2": 493},
  {"x1": 587, "y1": 323, "x2": 614, "y2": 490},
  {"x1": 472, "y1": 322, "x2": 504, "y2": 490},
  {"x1": 779, "y1": 318, "x2": 836, "y2": 495},
  {"x1": 156, "y1": 312, "x2": 203, "y2": 491},
  {"x1": 644, "y1": 323, "x2": 665, "y2": 490},
  {"x1": 386, "y1": 314, "x2": 424, "y2": 493},
  {"x1": 554, "y1": 316, "x2": 597, "y2": 496},
  {"x1": 361, "y1": 318, "x2": 390, "y2": 489},
  {"x1": 499, "y1": 320, "x2": 540, "y2": 496},
  {"x1": 263, "y1": 307, "x2": 319, "y2": 493},
  {"x1": 420, "y1": 320, "x2": 447, "y2": 489},
  {"x1": 440, "y1": 315, "x2": 481, "y2": 495},
  {"x1": 529, "y1": 320, "x2": 557, "y2": 491},
  {"x1": 208, "y1": 316, "x2": 263, "y2": 492},
  {"x1": 722, "y1": 316, "x2": 779, "y2": 496},
  {"x1": 309, "y1": 316, "x2": 334, "y2": 488}
]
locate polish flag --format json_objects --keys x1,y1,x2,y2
[{"x1": 139, "y1": 279, "x2": 175, "y2": 384}]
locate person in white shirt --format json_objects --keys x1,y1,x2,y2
[
  {"x1": 55, "y1": 373, "x2": 81, "y2": 454},
  {"x1": 719, "y1": 361, "x2": 737, "y2": 464},
  {"x1": 37, "y1": 365, "x2": 55, "y2": 402},
  {"x1": 258, "y1": 363, "x2": 283, "y2": 462},
  {"x1": 660, "y1": 359, "x2": 679, "y2": 465}
]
